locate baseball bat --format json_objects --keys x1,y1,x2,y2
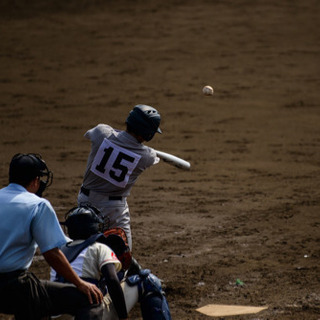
[{"x1": 154, "y1": 149, "x2": 191, "y2": 170}]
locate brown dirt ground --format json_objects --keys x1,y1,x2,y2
[{"x1": 0, "y1": 0, "x2": 319, "y2": 319}]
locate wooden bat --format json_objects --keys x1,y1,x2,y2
[{"x1": 155, "y1": 150, "x2": 191, "y2": 170}]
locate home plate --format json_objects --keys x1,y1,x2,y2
[{"x1": 196, "y1": 304, "x2": 268, "y2": 317}]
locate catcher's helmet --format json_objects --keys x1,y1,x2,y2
[
  {"x1": 126, "y1": 104, "x2": 162, "y2": 142},
  {"x1": 9, "y1": 153, "x2": 53, "y2": 196},
  {"x1": 62, "y1": 205, "x2": 104, "y2": 240}
]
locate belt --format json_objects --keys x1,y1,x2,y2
[
  {"x1": 0, "y1": 270, "x2": 25, "y2": 280},
  {"x1": 80, "y1": 186, "x2": 122, "y2": 201}
]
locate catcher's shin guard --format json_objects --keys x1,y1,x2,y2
[{"x1": 126, "y1": 269, "x2": 172, "y2": 320}]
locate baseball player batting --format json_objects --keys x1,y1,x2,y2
[{"x1": 77, "y1": 104, "x2": 162, "y2": 250}]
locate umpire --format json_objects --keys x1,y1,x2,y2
[{"x1": 0, "y1": 153, "x2": 103, "y2": 320}]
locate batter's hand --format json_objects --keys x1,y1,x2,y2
[{"x1": 77, "y1": 279, "x2": 103, "y2": 304}]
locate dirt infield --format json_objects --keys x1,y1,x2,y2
[{"x1": 0, "y1": 0, "x2": 319, "y2": 319}]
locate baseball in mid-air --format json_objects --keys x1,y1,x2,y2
[{"x1": 202, "y1": 85, "x2": 214, "y2": 96}]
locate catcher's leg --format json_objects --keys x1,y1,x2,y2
[{"x1": 126, "y1": 257, "x2": 142, "y2": 276}]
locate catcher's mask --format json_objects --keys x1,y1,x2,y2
[
  {"x1": 126, "y1": 104, "x2": 162, "y2": 142},
  {"x1": 103, "y1": 227, "x2": 132, "y2": 271},
  {"x1": 9, "y1": 153, "x2": 53, "y2": 197},
  {"x1": 61, "y1": 205, "x2": 104, "y2": 240}
]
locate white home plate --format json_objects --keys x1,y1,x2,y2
[{"x1": 196, "y1": 304, "x2": 268, "y2": 317}]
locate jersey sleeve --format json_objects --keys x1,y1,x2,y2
[
  {"x1": 143, "y1": 147, "x2": 160, "y2": 168},
  {"x1": 84, "y1": 124, "x2": 112, "y2": 141},
  {"x1": 31, "y1": 200, "x2": 67, "y2": 254},
  {"x1": 96, "y1": 243, "x2": 122, "y2": 272}
]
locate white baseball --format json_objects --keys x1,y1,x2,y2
[{"x1": 202, "y1": 85, "x2": 214, "y2": 96}]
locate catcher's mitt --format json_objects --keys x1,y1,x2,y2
[{"x1": 102, "y1": 227, "x2": 132, "y2": 270}]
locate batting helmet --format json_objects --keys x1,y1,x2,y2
[
  {"x1": 62, "y1": 205, "x2": 104, "y2": 240},
  {"x1": 126, "y1": 104, "x2": 162, "y2": 142},
  {"x1": 9, "y1": 153, "x2": 53, "y2": 196}
]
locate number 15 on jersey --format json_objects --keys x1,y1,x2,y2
[{"x1": 90, "y1": 139, "x2": 141, "y2": 188}]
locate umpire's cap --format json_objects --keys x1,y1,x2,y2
[{"x1": 9, "y1": 153, "x2": 52, "y2": 186}]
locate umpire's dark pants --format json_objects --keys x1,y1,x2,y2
[{"x1": 0, "y1": 270, "x2": 103, "y2": 320}]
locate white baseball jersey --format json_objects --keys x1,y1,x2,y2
[
  {"x1": 50, "y1": 241, "x2": 121, "y2": 281},
  {"x1": 81, "y1": 124, "x2": 159, "y2": 197}
]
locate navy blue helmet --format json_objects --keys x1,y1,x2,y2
[{"x1": 126, "y1": 104, "x2": 162, "y2": 141}]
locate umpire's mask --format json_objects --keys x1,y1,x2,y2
[{"x1": 9, "y1": 153, "x2": 53, "y2": 197}]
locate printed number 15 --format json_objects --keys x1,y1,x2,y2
[{"x1": 95, "y1": 147, "x2": 135, "y2": 182}]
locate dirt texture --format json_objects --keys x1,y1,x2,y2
[{"x1": 0, "y1": 1, "x2": 319, "y2": 319}]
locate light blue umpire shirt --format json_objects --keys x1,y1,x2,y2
[{"x1": 0, "y1": 183, "x2": 67, "y2": 273}]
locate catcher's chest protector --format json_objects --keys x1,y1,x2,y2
[
  {"x1": 61, "y1": 234, "x2": 102, "y2": 263},
  {"x1": 54, "y1": 233, "x2": 103, "y2": 283}
]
